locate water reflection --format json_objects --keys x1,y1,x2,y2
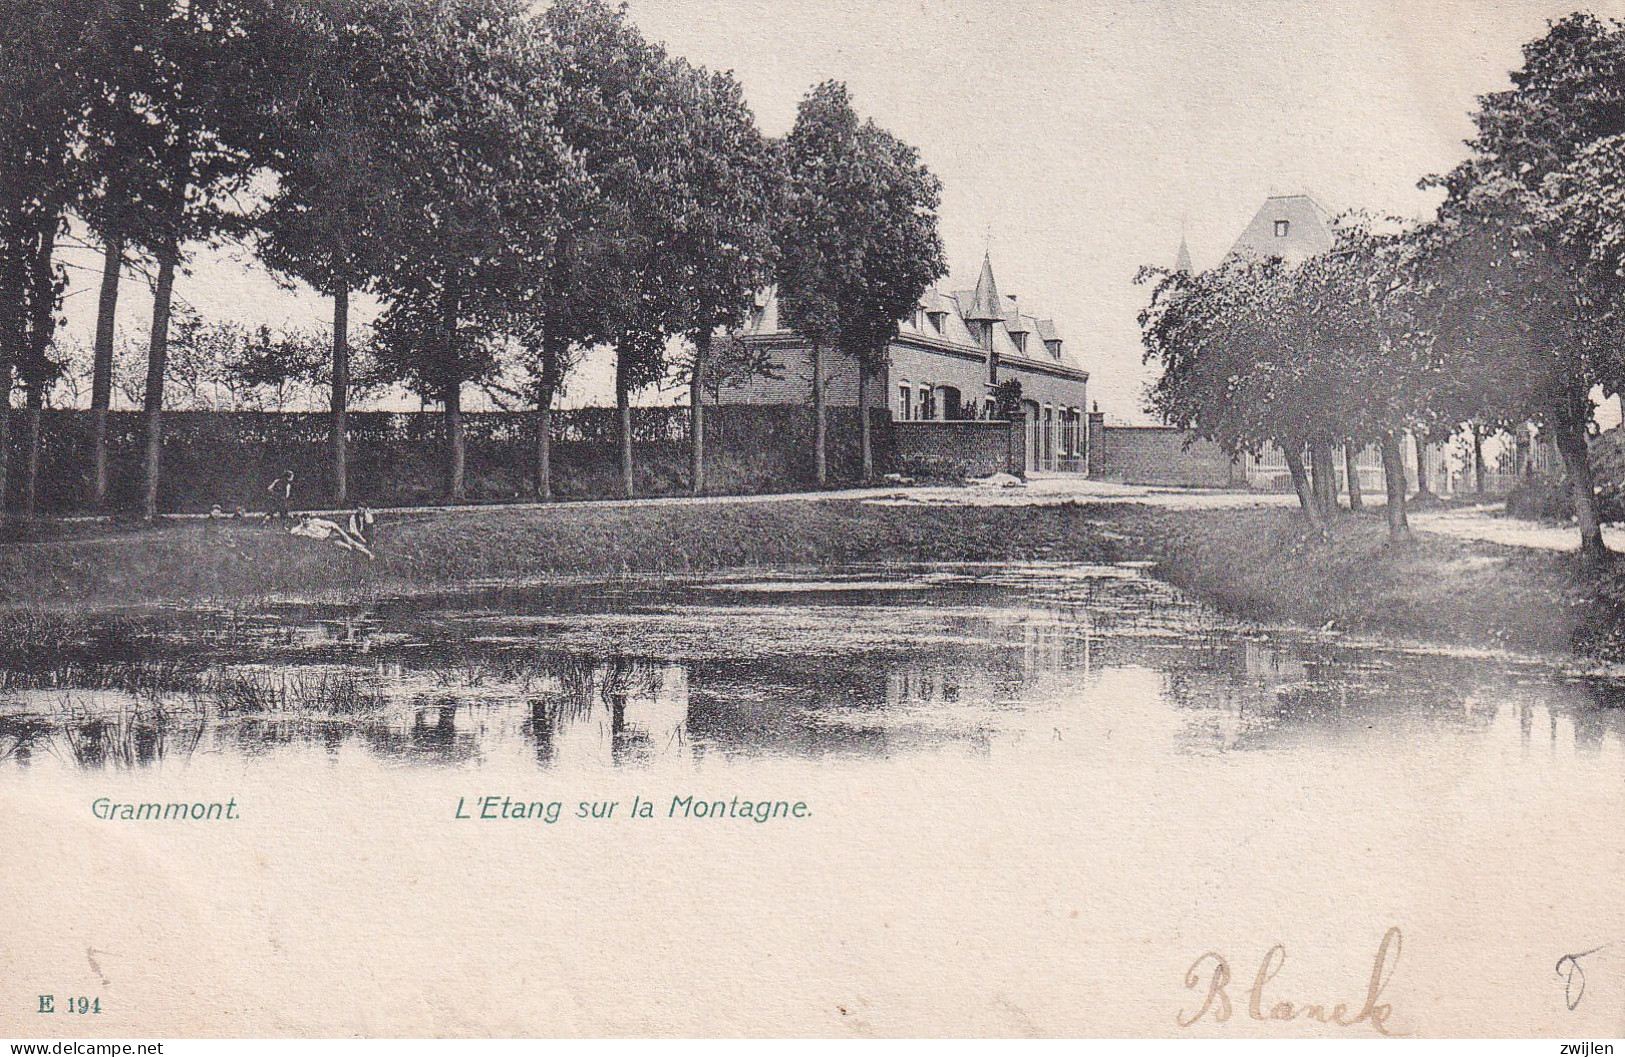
[{"x1": 3, "y1": 565, "x2": 1625, "y2": 772}]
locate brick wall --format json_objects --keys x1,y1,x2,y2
[
  {"x1": 1094, "y1": 426, "x2": 1241, "y2": 487},
  {"x1": 893, "y1": 419, "x2": 1021, "y2": 478},
  {"x1": 3, "y1": 405, "x2": 896, "y2": 514}
]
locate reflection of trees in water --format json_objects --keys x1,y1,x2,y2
[
  {"x1": 683, "y1": 653, "x2": 998, "y2": 760},
  {"x1": 1161, "y1": 637, "x2": 1625, "y2": 756},
  {"x1": 0, "y1": 705, "x2": 206, "y2": 770}
]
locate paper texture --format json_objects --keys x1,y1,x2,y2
[{"x1": 5, "y1": 0, "x2": 1625, "y2": 1040}]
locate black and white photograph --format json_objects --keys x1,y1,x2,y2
[{"x1": 4, "y1": 0, "x2": 1625, "y2": 1043}]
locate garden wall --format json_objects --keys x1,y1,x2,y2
[
  {"x1": 1092, "y1": 425, "x2": 1244, "y2": 488},
  {"x1": 2, "y1": 406, "x2": 896, "y2": 514},
  {"x1": 892, "y1": 419, "x2": 1022, "y2": 478}
]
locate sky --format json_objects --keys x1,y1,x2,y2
[{"x1": 55, "y1": 0, "x2": 1625, "y2": 421}]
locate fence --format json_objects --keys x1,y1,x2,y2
[{"x1": 2, "y1": 405, "x2": 894, "y2": 515}]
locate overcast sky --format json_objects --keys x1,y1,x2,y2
[{"x1": 57, "y1": 0, "x2": 1625, "y2": 420}]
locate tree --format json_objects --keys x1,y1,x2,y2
[
  {"x1": 667, "y1": 65, "x2": 779, "y2": 496},
  {"x1": 76, "y1": 0, "x2": 172, "y2": 510},
  {"x1": 777, "y1": 82, "x2": 868, "y2": 487},
  {"x1": 1423, "y1": 12, "x2": 1625, "y2": 561},
  {"x1": 1140, "y1": 251, "x2": 1364, "y2": 535},
  {"x1": 0, "y1": 0, "x2": 98, "y2": 519},
  {"x1": 111, "y1": 0, "x2": 286, "y2": 519},
  {"x1": 1315, "y1": 218, "x2": 1448, "y2": 543},
  {"x1": 838, "y1": 120, "x2": 946, "y2": 480},
  {"x1": 253, "y1": 0, "x2": 416, "y2": 503},
  {"x1": 541, "y1": 0, "x2": 688, "y2": 500},
  {"x1": 371, "y1": 0, "x2": 582, "y2": 501}
]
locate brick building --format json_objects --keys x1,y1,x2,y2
[{"x1": 706, "y1": 255, "x2": 1091, "y2": 473}]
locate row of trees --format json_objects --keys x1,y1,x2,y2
[
  {"x1": 1, "y1": 0, "x2": 946, "y2": 518},
  {"x1": 1140, "y1": 13, "x2": 1625, "y2": 561}
]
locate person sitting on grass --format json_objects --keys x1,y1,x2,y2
[{"x1": 347, "y1": 504, "x2": 375, "y2": 549}]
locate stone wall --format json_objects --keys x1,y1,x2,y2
[
  {"x1": 892, "y1": 418, "x2": 1022, "y2": 479},
  {"x1": 1092, "y1": 425, "x2": 1242, "y2": 487}
]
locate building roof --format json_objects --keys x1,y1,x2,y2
[
  {"x1": 1225, "y1": 194, "x2": 1335, "y2": 265},
  {"x1": 740, "y1": 256, "x2": 1084, "y2": 376}
]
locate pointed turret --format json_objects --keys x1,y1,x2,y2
[
  {"x1": 1175, "y1": 236, "x2": 1193, "y2": 274},
  {"x1": 964, "y1": 253, "x2": 1004, "y2": 323}
]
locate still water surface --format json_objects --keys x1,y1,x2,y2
[{"x1": 3, "y1": 561, "x2": 1622, "y2": 774}]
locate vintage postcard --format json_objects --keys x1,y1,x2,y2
[{"x1": 5, "y1": 0, "x2": 1625, "y2": 1042}]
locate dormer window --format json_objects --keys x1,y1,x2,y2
[
  {"x1": 1011, "y1": 332, "x2": 1026, "y2": 354},
  {"x1": 1274, "y1": 219, "x2": 1290, "y2": 238},
  {"x1": 1045, "y1": 339, "x2": 1062, "y2": 359},
  {"x1": 927, "y1": 311, "x2": 945, "y2": 335}
]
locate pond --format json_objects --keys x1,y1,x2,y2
[
  {"x1": 7, "y1": 561, "x2": 1625, "y2": 1035},
  {"x1": 2, "y1": 561, "x2": 1622, "y2": 774}
]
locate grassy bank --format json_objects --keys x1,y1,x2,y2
[
  {"x1": 1098, "y1": 504, "x2": 1611, "y2": 660},
  {"x1": 0, "y1": 499, "x2": 1123, "y2": 606},
  {"x1": 2, "y1": 495, "x2": 1620, "y2": 663}
]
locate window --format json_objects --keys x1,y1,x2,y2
[
  {"x1": 984, "y1": 397, "x2": 997, "y2": 419},
  {"x1": 898, "y1": 384, "x2": 913, "y2": 420},
  {"x1": 1011, "y1": 332, "x2": 1026, "y2": 354},
  {"x1": 920, "y1": 386, "x2": 937, "y2": 421},
  {"x1": 1274, "y1": 219, "x2": 1290, "y2": 238},
  {"x1": 928, "y1": 311, "x2": 945, "y2": 335},
  {"x1": 1045, "y1": 339, "x2": 1062, "y2": 359}
]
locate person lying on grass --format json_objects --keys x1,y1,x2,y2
[{"x1": 287, "y1": 507, "x2": 375, "y2": 560}]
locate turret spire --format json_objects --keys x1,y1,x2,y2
[{"x1": 965, "y1": 253, "x2": 1003, "y2": 323}]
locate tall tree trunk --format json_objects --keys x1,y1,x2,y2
[
  {"x1": 21, "y1": 390, "x2": 40, "y2": 519},
  {"x1": 0, "y1": 355, "x2": 10, "y2": 520},
  {"x1": 330, "y1": 280, "x2": 349, "y2": 505},
  {"x1": 1553, "y1": 417, "x2": 1608, "y2": 563},
  {"x1": 1309, "y1": 442, "x2": 1338, "y2": 516},
  {"x1": 90, "y1": 231, "x2": 121, "y2": 509},
  {"x1": 616, "y1": 344, "x2": 633, "y2": 499},
  {"x1": 1344, "y1": 441, "x2": 1364, "y2": 511},
  {"x1": 1380, "y1": 432, "x2": 1410, "y2": 543},
  {"x1": 444, "y1": 380, "x2": 464, "y2": 502},
  {"x1": 442, "y1": 294, "x2": 465, "y2": 502},
  {"x1": 812, "y1": 341, "x2": 826, "y2": 486},
  {"x1": 535, "y1": 393, "x2": 553, "y2": 502},
  {"x1": 1472, "y1": 424, "x2": 1486, "y2": 495},
  {"x1": 140, "y1": 247, "x2": 179, "y2": 521},
  {"x1": 688, "y1": 326, "x2": 711, "y2": 496},
  {"x1": 21, "y1": 217, "x2": 58, "y2": 520},
  {"x1": 1283, "y1": 446, "x2": 1324, "y2": 536},
  {"x1": 1413, "y1": 432, "x2": 1431, "y2": 496},
  {"x1": 0, "y1": 358, "x2": 9, "y2": 522},
  {"x1": 858, "y1": 357, "x2": 873, "y2": 480}
]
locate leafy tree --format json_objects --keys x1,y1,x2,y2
[
  {"x1": 838, "y1": 120, "x2": 945, "y2": 479},
  {"x1": 777, "y1": 81, "x2": 869, "y2": 486},
  {"x1": 778, "y1": 82, "x2": 943, "y2": 484},
  {"x1": 1140, "y1": 253, "x2": 1361, "y2": 534},
  {"x1": 541, "y1": 0, "x2": 687, "y2": 499},
  {"x1": 666, "y1": 65, "x2": 779, "y2": 495},
  {"x1": 107, "y1": 0, "x2": 287, "y2": 518},
  {"x1": 1423, "y1": 12, "x2": 1625, "y2": 561},
  {"x1": 370, "y1": 0, "x2": 582, "y2": 501},
  {"x1": 252, "y1": 0, "x2": 416, "y2": 502},
  {"x1": 76, "y1": 0, "x2": 173, "y2": 510},
  {"x1": 0, "y1": 0, "x2": 98, "y2": 517}
]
